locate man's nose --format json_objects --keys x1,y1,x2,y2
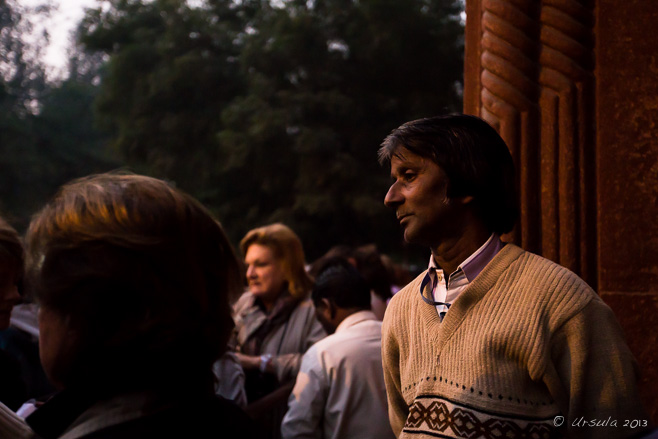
[
  {"x1": 384, "y1": 183, "x2": 402, "y2": 208},
  {"x1": 246, "y1": 265, "x2": 255, "y2": 278}
]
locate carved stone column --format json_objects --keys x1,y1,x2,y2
[
  {"x1": 464, "y1": 0, "x2": 658, "y2": 420},
  {"x1": 465, "y1": 0, "x2": 596, "y2": 285}
]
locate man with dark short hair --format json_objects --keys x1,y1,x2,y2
[
  {"x1": 379, "y1": 114, "x2": 653, "y2": 439},
  {"x1": 281, "y1": 258, "x2": 395, "y2": 439}
]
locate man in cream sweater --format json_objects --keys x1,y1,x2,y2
[{"x1": 378, "y1": 114, "x2": 654, "y2": 439}]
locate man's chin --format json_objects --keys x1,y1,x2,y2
[
  {"x1": 403, "y1": 227, "x2": 430, "y2": 247},
  {"x1": 403, "y1": 227, "x2": 419, "y2": 244}
]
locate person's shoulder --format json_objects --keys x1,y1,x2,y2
[
  {"x1": 309, "y1": 323, "x2": 382, "y2": 364},
  {"x1": 297, "y1": 297, "x2": 315, "y2": 309},
  {"x1": 513, "y1": 247, "x2": 594, "y2": 293},
  {"x1": 505, "y1": 245, "x2": 598, "y2": 318},
  {"x1": 382, "y1": 271, "x2": 426, "y2": 333},
  {"x1": 233, "y1": 291, "x2": 255, "y2": 313},
  {"x1": 291, "y1": 297, "x2": 317, "y2": 317},
  {"x1": 78, "y1": 396, "x2": 258, "y2": 439},
  {"x1": 388, "y1": 270, "x2": 427, "y2": 307}
]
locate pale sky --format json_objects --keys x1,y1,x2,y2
[
  {"x1": 24, "y1": 0, "x2": 99, "y2": 79},
  {"x1": 23, "y1": 0, "x2": 465, "y2": 81}
]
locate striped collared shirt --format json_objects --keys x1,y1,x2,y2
[{"x1": 421, "y1": 234, "x2": 505, "y2": 318}]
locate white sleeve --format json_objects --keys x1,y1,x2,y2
[
  {"x1": 280, "y1": 346, "x2": 326, "y2": 439},
  {"x1": 0, "y1": 401, "x2": 35, "y2": 438},
  {"x1": 213, "y1": 352, "x2": 247, "y2": 408}
]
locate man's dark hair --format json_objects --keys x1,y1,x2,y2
[
  {"x1": 311, "y1": 257, "x2": 371, "y2": 311},
  {"x1": 378, "y1": 113, "x2": 518, "y2": 235}
]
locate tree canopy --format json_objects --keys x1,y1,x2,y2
[
  {"x1": 0, "y1": 0, "x2": 119, "y2": 229},
  {"x1": 2, "y1": 0, "x2": 464, "y2": 265},
  {"x1": 77, "y1": 0, "x2": 464, "y2": 262}
]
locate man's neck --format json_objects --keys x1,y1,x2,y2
[
  {"x1": 430, "y1": 227, "x2": 491, "y2": 275},
  {"x1": 332, "y1": 307, "x2": 370, "y2": 332}
]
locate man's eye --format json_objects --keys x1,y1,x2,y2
[{"x1": 403, "y1": 172, "x2": 416, "y2": 181}]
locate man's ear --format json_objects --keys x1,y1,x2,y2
[{"x1": 321, "y1": 298, "x2": 336, "y2": 319}]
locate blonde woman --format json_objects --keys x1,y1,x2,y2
[{"x1": 232, "y1": 223, "x2": 326, "y2": 438}]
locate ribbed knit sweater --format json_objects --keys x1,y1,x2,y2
[{"x1": 382, "y1": 244, "x2": 651, "y2": 439}]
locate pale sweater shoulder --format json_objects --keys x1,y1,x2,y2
[{"x1": 386, "y1": 244, "x2": 599, "y2": 334}]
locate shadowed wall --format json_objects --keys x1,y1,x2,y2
[{"x1": 464, "y1": 0, "x2": 658, "y2": 420}]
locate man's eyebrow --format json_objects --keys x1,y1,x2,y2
[{"x1": 392, "y1": 150, "x2": 407, "y2": 161}]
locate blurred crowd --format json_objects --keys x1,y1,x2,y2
[
  {"x1": 1, "y1": 113, "x2": 652, "y2": 439},
  {"x1": 0, "y1": 173, "x2": 412, "y2": 439}
]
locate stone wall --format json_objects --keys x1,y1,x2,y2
[{"x1": 464, "y1": 0, "x2": 658, "y2": 420}]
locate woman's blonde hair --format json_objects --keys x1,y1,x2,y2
[{"x1": 240, "y1": 223, "x2": 313, "y2": 300}]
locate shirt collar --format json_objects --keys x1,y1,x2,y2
[
  {"x1": 335, "y1": 310, "x2": 378, "y2": 333},
  {"x1": 427, "y1": 233, "x2": 504, "y2": 281}
]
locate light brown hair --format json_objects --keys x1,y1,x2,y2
[{"x1": 25, "y1": 173, "x2": 242, "y2": 390}]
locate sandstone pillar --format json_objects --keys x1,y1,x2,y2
[{"x1": 464, "y1": 0, "x2": 658, "y2": 419}]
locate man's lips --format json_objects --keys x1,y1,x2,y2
[{"x1": 397, "y1": 213, "x2": 411, "y2": 223}]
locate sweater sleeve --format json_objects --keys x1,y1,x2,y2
[
  {"x1": 543, "y1": 297, "x2": 654, "y2": 439},
  {"x1": 381, "y1": 297, "x2": 408, "y2": 437}
]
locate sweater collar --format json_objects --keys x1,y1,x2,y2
[
  {"x1": 425, "y1": 244, "x2": 525, "y2": 344},
  {"x1": 427, "y1": 233, "x2": 504, "y2": 282}
]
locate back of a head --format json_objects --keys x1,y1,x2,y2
[
  {"x1": 353, "y1": 244, "x2": 392, "y2": 301},
  {"x1": 240, "y1": 223, "x2": 313, "y2": 299},
  {"x1": 25, "y1": 173, "x2": 242, "y2": 391},
  {"x1": 308, "y1": 245, "x2": 355, "y2": 278},
  {"x1": 312, "y1": 257, "x2": 371, "y2": 311},
  {"x1": 379, "y1": 113, "x2": 518, "y2": 235}
]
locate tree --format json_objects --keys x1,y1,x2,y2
[
  {"x1": 79, "y1": 0, "x2": 464, "y2": 261},
  {"x1": 0, "y1": 0, "x2": 51, "y2": 225},
  {"x1": 0, "y1": 0, "x2": 51, "y2": 115},
  {"x1": 78, "y1": 0, "x2": 249, "y2": 193},
  {"x1": 216, "y1": 0, "x2": 464, "y2": 258},
  {"x1": 0, "y1": 1, "x2": 120, "y2": 229}
]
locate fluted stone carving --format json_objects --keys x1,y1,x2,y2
[{"x1": 466, "y1": 0, "x2": 595, "y2": 284}]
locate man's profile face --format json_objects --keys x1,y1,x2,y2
[{"x1": 384, "y1": 147, "x2": 459, "y2": 247}]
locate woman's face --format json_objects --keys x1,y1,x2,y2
[
  {"x1": 245, "y1": 244, "x2": 286, "y2": 302},
  {"x1": 0, "y1": 270, "x2": 21, "y2": 330}
]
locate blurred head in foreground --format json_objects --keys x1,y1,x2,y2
[{"x1": 25, "y1": 173, "x2": 242, "y2": 394}]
